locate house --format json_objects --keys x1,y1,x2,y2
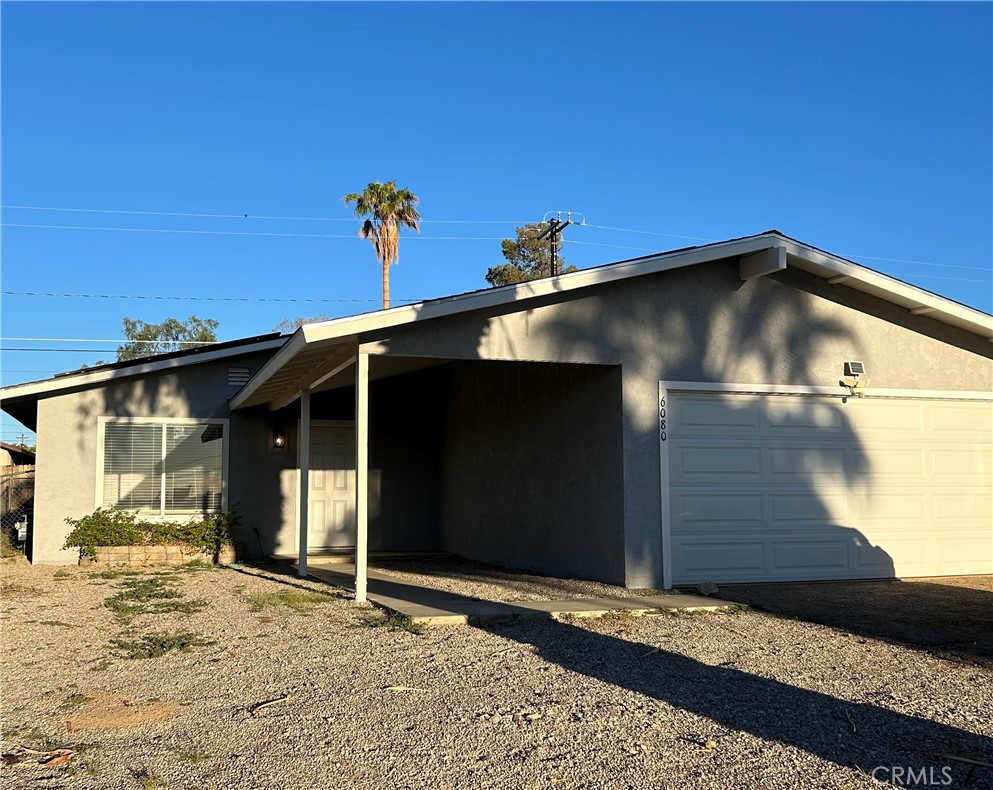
[
  {"x1": 2, "y1": 231, "x2": 990, "y2": 596},
  {"x1": 0, "y1": 441, "x2": 35, "y2": 469}
]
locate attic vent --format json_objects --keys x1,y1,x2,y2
[{"x1": 228, "y1": 367, "x2": 251, "y2": 386}]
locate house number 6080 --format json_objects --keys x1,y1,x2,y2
[{"x1": 659, "y1": 396, "x2": 667, "y2": 442}]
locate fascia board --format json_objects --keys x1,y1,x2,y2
[
  {"x1": 780, "y1": 240, "x2": 993, "y2": 340},
  {"x1": 0, "y1": 339, "x2": 286, "y2": 404}
]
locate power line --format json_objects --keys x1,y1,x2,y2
[
  {"x1": 1, "y1": 204, "x2": 528, "y2": 225},
  {"x1": 2, "y1": 337, "x2": 216, "y2": 345},
  {"x1": 1, "y1": 223, "x2": 508, "y2": 241},
  {"x1": 2, "y1": 290, "x2": 423, "y2": 303}
]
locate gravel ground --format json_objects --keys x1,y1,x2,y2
[
  {"x1": 721, "y1": 576, "x2": 993, "y2": 669},
  {"x1": 2, "y1": 557, "x2": 991, "y2": 789},
  {"x1": 366, "y1": 556, "x2": 667, "y2": 602}
]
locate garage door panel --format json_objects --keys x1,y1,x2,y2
[
  {"x1": 931, "y1": 449, "x2": 992, "y2": 479},
  {"x1": 675, "y1": 541, "x2": 765, "y2": 578},
  {"x1": 672, "y1": 446, "x2": 762, "y2": 479},
  {"x1": 853, "y1": 494, "x2": 928, "y2": 520},
  {"x1": 933, "y1": 493, "x2": 993, "y2": 520},
  {"x1": 929, "y1": 403, "x2": 993, "y2": 435},
  {"x1": 676, "y1": 396, "x2": 761, "y2": 430},
  {"x1": 673, "y1": 493, "x2": 763, "y2": 524},
  {"x1": 771, "y1": 540, "x2": 850, "y2": 571},
  {"x1": 769, "y1": 447, "x2": 848, "y2": 478},
  {"x1": 667, "y1": 390, "x2": 993, "y2": 584},
  {"x1": 769, "y1": 493, "x2": 847, "y2": 523},
  {"x1": 765, "y1": 399, "x2": 846, "y2": 432},
  {"x1": 845, "y1": 401, "x2": 926, "y2": 435}
]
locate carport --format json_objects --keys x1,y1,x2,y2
[{"x1": 230, "y1": 326, "x2": 625, "y2": 602}]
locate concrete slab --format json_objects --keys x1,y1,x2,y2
[{"x1": 298, "y1": 562, "x2": 743, "y2": 626}]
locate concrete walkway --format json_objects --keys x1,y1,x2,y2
[{"x1": 298, "y1": 562, "x2": 741, "y2": 625}]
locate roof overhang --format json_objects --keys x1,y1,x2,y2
[
  {"x1": 230, "y1": 232, "x2": 993, "y2": 412},
  {"x1": 0, "y1": 336, "x2": 287, "y2": 429}
]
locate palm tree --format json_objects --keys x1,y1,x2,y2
[{"x1": 343, "y1": 181, "x2": 421, "y2": 309}]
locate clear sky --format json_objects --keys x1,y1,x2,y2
[{"x1": 2, "y1": 1, "x2": 991, "y2": 443}]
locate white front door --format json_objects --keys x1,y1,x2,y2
[{"x1": 308, "y1": 424, "x2": 356, "y2": 549}]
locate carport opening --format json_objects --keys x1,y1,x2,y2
[{"x1": 302, "y1": 356, "x2": 626, "y2": 586}]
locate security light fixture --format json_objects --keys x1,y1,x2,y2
[{"x1": 272, "y1": 429, "x2": 287, "y2": 449}]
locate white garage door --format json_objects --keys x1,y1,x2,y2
[{"x1": 663, "y1": 388, "x2": 993, "y2": 585}]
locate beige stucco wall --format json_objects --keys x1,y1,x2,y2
[{"x1": 363, "y1": 257, "x2": 993, "y2": 587}]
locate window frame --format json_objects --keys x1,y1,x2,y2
[{"x1": 95, "y1": 416, "x2": 230, "y2": 518}]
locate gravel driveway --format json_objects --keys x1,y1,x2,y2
[
  {"x1": 2, "y1": 558, "x2": 991, "y2": 789},
  {"x1": 720, "y1": 576, "x2": 993, "y2": 669}
]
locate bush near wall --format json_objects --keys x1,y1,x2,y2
[{"x1": 64, "y1": 507, "x2": 240, "y2": 563}]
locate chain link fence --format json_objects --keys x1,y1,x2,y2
[{"x1": 1, "y1": 465, "x2": 35, "y2": 556}]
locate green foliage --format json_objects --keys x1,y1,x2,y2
[
  {"x1": 485, "y1": 222, "x2": 579, "y2": 287},
  {"x1": 110, "y1": 631, "x2": 213, "y2": 659},
  {"x1": 64, "y1": 508, "x2": 239, "y2": 561},
  {"x1": 273, "y1": 314, "x2": 331, "y2": 333},
  {"x1": 248, "y1": 588, "x2": 339, "y2": 613},
  {"x1": 104, "y1": 576, "x2": 207, "y2": 622},
  {"x1": 342, "y1": 181, "x2": 421, "y2": 309},
  {"x1": 117, "y1": 315, "x2": 219, "y2": 361},
  {"x1": 358, "y1": 611, "x2": 425, "y2": 634}
]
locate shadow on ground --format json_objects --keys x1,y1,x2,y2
[
  {"x1": 482, "y1": 617, "x2": 993, "y2": 787},
  {"x1": 718, "y1": 577, "x2": 993, "y2": 668}
]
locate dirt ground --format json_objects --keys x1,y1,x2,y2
[{"x1": 719, "y1": 575, "x2": 993, "y2": 669}]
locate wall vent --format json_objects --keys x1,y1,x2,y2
[{"x1": 228, "y1": 367, "x2": 251, "y2": 386}]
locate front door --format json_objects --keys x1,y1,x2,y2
[{"x1": 307, "y1": 424, "x2": 355, "y2": 549}]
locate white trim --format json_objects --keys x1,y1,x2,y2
[
  {"x1": 228, "y1": 233, "x2": 992, "y2": 411},
  {"x1": 660, "y1": 381, "x2": 993, "y2": 402},
  {"x1": 2, "y1": 339, "x2": 285, "y2": 402},
  {"x1": 658, "y1": 383, "x2": 673, "y2": 590},
  {"x1": 95, "y1": 416, "x2": 230, "y2": 516},
  {"x1": 298, "y1": 389, "x2": 310, "y2": 578},
  {"x1": 354, "y1": 353, "x2": 369, "y2": 603}
]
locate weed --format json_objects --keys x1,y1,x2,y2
[
  {"x1": 135, "y1": 769, "x2": 168, "y2": 789},
  {"x1": 92, "y1": 568, "x2": 141, "y2": 580},
  {"x1": 600, "y1": 609, "x2": 637, "y2": 622},
  {"x1": 248, "y1": 589, "x2": 336, "y2": 613},
  {"x1": 59, "y1": 693, "x2": 93, "y2": 710},
  {"x1": 358, "y1": 611, "x2": 424, "y2": 635},
  {"x1": 0, "y1": 529, "x2": 19, "y2": 558},
  {"x1": 53, "y1": 569, "x2": 71, "y2": 580},
  {"x1": 88, "y1": 659, "x2": 112, "y2": 672},
  {"x1": 29, "y1": 619, "x2": 79, "y2": 628},
  {"x1": 173, "y1": 748, "x2": 208, "y2": 764},
  {"x1": 110, "y1": 631, "x2": 214, "y2": 660},
  {"x1": 104, "y1": 577, "x2": 207, "y2": 622}
]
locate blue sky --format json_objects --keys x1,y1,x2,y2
[{"x1": 2, "y1": 2, "x2": 991, "y2": 443}]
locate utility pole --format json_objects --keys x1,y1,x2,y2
[{"x1": 536, "y1": 212, "x2": 574, "y2": 277}]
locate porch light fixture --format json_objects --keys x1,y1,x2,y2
[{"x1": 272, "y1": 428, "x2": 287, "y2": 449}]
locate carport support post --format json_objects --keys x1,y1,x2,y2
[
  {"x1": 298, "y1": 387, "x2": 311, "y2": 579},
  {"x1": 354, "y1": 352, "x2": 369, "y2": 603}
]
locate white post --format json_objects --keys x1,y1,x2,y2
[
  {"x1": 354, "y1": 352, "x2": 369, "y2": 602},
  {"x1": 298, "y1": 388, "x2": 311, "y2": 578}
]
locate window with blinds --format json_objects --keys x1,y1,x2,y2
[{"x1": 101, "y1": 421, "x2": 225, "y2": 515}]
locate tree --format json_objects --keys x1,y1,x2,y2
[
  {"x1": 117, "y1": 315, "x2": 219, "y2": 361},
  {"x1": 485, "y1": 223, "x2": 579, "y2": 287},
  {"x1": 343, "y1": 181, "x2": 421, "y2": 309},
  {"x1": 273, "y1": 315, "x2": 332, "y2": 334}
]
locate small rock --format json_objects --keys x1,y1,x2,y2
[{"x1": 696, "y1": 582, "x2": 719, "y2": 596}]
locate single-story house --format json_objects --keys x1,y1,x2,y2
[
  {"x1": 0, "y1": 441, "x2": 35, "y2": 468},
  {"x1": 2, "y1": 231, "x2": 990, "y2": 597}
]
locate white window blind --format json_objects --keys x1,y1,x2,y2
[{"x1": 101, "y1": 421, "x2": 224, "y2": 515}]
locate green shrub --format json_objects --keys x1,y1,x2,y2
[{"x1": 64, "y1": 507, "x2": 239, "y2": 561}]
